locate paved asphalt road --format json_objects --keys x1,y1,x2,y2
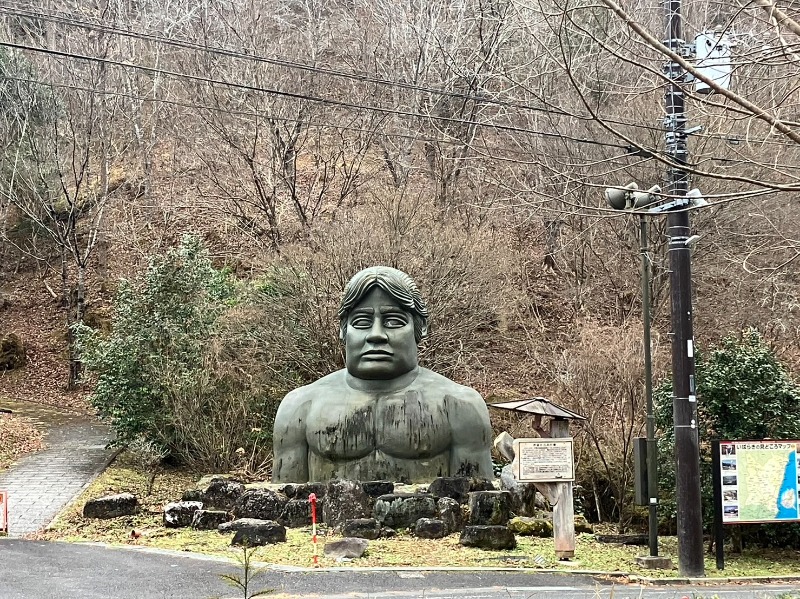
[{"x1": 3, "y1": 539, "x2": 800, "y2": 599}]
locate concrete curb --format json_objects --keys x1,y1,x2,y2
[
  {"x1": 61, "y1": 543, "x2": 800, "y2": 584},
  {"x1": 631, "y1": 574, "x2": 800, "y2": 585},
  {"x1": 70, "y1": 543, "x2": 625, "y2": 575},
  {"x1": 263, "y1": 564, "x2": 630, "y2": 576}
]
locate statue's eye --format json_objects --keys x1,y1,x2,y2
[
  {"x1": 384, "y1": 314, "x2": 409, "y2": 328},
  {"x1": 350, "y1": 315, "x2": 373, "y2": 328}
]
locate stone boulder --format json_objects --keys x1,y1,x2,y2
[
  {"x1": 231, "y1": 520, "x2": 286, "y2": 546},
  {"x1": 361, "y1": 481, "x2": 395, "y2": 498},
  {"x1": 322, "y1": 480, "x2": 372, "y2": 527},
  {"x1": 373, "y1": 494, "x2": 437, "y2": 529},
  {"x1": 468, "y1": 491, "x2": 513, "y2": 526},
  {"x1": 280, "y1": 482, "x2": 327, "y2": 500},
  {"x1": 191, "y1": 509, "x2": 231, "y2": 530},
  {"x1": 232, "y1": 489, "x2": 288, "y2": 521},
  {"x1": 218, "y1": 518, "x2": 272, "y2": 533},
  {"x1": 459, "y1": 525, "x2": 517, "y2": 550},
  {"x1": 508, "y1": 516, "x2": 553, "y2": 537},
  {"x1": 0, "y1": 333, "x2": 26, "y2": 370},
  {"x1": 470, "y1": 478, "x2": 497, "y2": 492},
  {"x1": 277, "y1": 484, "x2": 298, "y2": 498},
  {"x1": 181, "y1": 489, "x2": 203, "y2": 502},
  {"x1": 436, "y1": 497, "x2": 463, "y2": 534},
  {"x1": 428, "y1": 477, "x2": 472, "y2": 504},
  {"x1": 493, "y1": 431, "x2": 516, "y2": 462},
  {"x1": 500, "y1": 464, "x2": 547, "y2": 516},
  {"x1": 414, "y1": 518, "x2": 446, "y2": 539},
  {"x1": 323, "y1": 537, "x2": 369, "y2": 560},
  {"x1": 575, "y1": 515, "x2": 593, "y2": 534},
  {"x1": 342, "y1": 518, "x2": 382, "y2": 540},
  {"x1": 199, "y1": 477, "x2": 245, "y2": 510},
  {"x1": 164, "y1": 501, "x2": 202, "y2": 528},
  {"x1": 83, "y1": 493, "x2": 138, "y2": 519},
  {"x1": 278, "y1": 498, "x2": 314, "y2": 528}
]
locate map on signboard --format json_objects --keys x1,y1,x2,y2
[{"x1": 720, "y1": 441, "x2": 799, "y2": 523}]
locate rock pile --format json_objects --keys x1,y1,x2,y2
[{"x1": 81, "y1": 475, "x2": 591, "y2": 557}]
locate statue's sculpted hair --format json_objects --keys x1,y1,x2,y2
[{"x1": 338, "y1": 266, "x2": 429, "y2": 343}]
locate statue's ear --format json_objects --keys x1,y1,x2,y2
[{"x1": 419, "y1": 324, "x2": 429, "y2": 339}]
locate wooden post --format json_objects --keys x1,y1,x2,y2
[{"x1": 550, "y1": 419, "x2": 575, "y2": 559}]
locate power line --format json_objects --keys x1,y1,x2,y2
[
  {"x1": 4, "y1": 67, "x2": 786, "y2": 175},
  {"x1": 0, "y1": 3, "x2": 584, "y2": 118},
  {"x1": 4, "y1": 12, "x2": 795, "y2": 187},
  {"x1": 0, "y1": 73, "x2": 498, "y2": 150},
  {"x1": 6, "y1": 48, "x2": 792, "y2": 189},
  {"x1": 0, "y1": 39, "x2": 642, "y2": 154},
  {"x1": 693, "y1": 130, "x2": 800, "y2": 148},
  {"x1": 15, "y1": 3, "x2": 798, "y2": 154},
  {"x1": 2, "y1": 69, "x2": 787, "y2": 219},
  {"x1": 0, "y1": 2, "x2": 669, "y2": 136}
]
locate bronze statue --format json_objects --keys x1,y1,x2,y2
[{"x1": 272, "y1": 266, "x2": 493, "y2": 483}]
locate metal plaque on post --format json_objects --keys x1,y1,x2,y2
[{"x1": 512, "y1": 438, "x2": 575, "y2": 482}]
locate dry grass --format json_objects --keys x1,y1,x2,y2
[
  {"x1": 36, "y1": 454, "x2": 800, "y2": 578},
  {"x1": 0, "y1": 412, "x2": 44, "y2": 471},
  {"x1": 40, "y1": 452, "x2": 198, "y2": 540}
]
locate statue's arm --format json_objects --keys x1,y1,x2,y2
[
  {"x1": 271, "y1": 391, "x2": 310, "y2": 483},
  {"x1": 449, "y1": 389, "x2": 494, "y2": 479}
]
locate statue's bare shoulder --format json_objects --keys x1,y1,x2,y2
[
  {"x1": 414, "y1": 368, "x2": 493, "y2": 476},
  {"x1": 273, "y1": 371, "x2": 350, "y2": 482},
  {"x1": 415, "y1": 368, "x2": 491, "y2": 430},
  {"x1": 280, "y1": 370, "x2": 347, "y2": 406},
  {"x1": 415, "y1": 367, "x2": 484, "y2": 403},
  {"x1": 273, "y1": 371, "x2": 346, "y2": 445}
]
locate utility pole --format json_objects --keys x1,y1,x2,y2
[
  {"x1": 663, "y1": 0, "x2": 705, "y2": 578},
  {"x1": 639, "y1": 215, "x2": 659, "y2": 560}
]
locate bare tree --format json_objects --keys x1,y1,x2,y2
[
  {"x1": 0, "y1": 10, "x2": 125, "y2": 388},
  {"x1": 168, "y1": 0, "x2": 385, "y2": 250}
]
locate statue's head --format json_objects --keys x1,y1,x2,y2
[{"x1": 338, "y1": 266, "x2": 429, "y2": 380}]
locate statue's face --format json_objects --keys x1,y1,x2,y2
[{"x1": 344, "y1": 286, "x2": 418, "y2": 380}]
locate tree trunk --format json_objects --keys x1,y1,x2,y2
[{"x1": 65, "y1": 260, "x2": 87, "y2": 390}]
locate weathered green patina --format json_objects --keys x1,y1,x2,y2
[{"x1": 272, "y1": 266, "x2": 493, "y2": 483}]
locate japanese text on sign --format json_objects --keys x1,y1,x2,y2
[{"x1": 513, "y1": 438, "x2": 575, "y2": 482}]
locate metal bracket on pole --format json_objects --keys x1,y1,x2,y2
[
  {"x1": 663, "y1": 62, "x2": 687, "y2": 82},
  {"x1": 662, "y1": 38, "x2": 695, "y2": 56},
  {"x1": 663, "y1": 114, "x2": 687, "y2": 128}
]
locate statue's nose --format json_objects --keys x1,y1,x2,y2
[{"x1": 366, "y1": 321, "x2": 389, "y2": 342}]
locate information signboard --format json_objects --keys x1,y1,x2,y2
[
  {"x1": 512, "y1": 438, "x2": 575, "y2": 482},
  {"x1": 717, "y1": 440, "x2": 800, "y2": 524}
]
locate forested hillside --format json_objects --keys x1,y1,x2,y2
[{"x1": 1, "y1": 0, "x2": 799, "y2": 528}]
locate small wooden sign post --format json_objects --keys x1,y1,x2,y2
[{"x1": 490, "y1": 397, "x2": 586, "y2": 560}]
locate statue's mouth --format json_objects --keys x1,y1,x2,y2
[{"x1": 362, "y1": 350, "x2": 393, "y2": 359}]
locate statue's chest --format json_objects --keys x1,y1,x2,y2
[{"x1": 306, "y1": 391, "x2": 452, "y2": 460}]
